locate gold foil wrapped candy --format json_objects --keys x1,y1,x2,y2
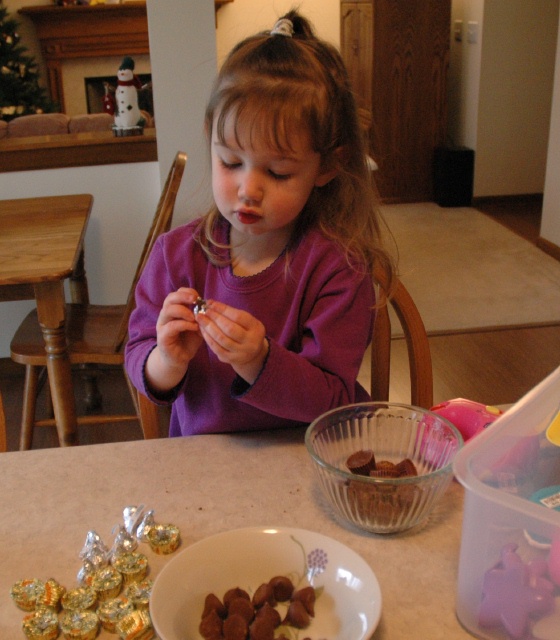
[
  {"x1": 116, "y1": 609, "x2": 155, "y2": 640},
  {"x1": 59, "y1": 610, "x2": 99, "y2": 640},
  {"x1": 112, "y1": 551, "x2": 148, "y2": 585},
  {"x1": 97, "y1": 595, "x2": 134, "y2": 633},
  {"x1": 36, "y1": 578, "x2": 66, "y2": 611},
  {"x1": 10, "y1": 578, "x2": 45, "y2": 611},
  {"x1": 146, "y1": 523, "x2": 181, "y2": 555},
  {"x1": 124, "y1": 579, "x2": 153, "y2": 610},
  {"x1": 61, "y1": 586, "x2": 97, "y2": 612},
  {"x1": 21, "y1": 606, "x2": 59, "y2": 640},
  {"x1": 89, "y1": 565, "x2": 123, "y2": 601}
]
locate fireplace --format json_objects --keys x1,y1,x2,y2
[
  {"x1": 84, "y1": 73, "x2": 153, "y2": 117},
  {"x1": 19, "y1": 3, "x2": 150, "y2": 113}
]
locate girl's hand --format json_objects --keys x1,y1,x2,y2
[
  {"x1": 145, "y1": 288, "x2": 204, "y2": 393},
  {"x1": 196, "y1": 299, "x2": 269, "y2": 384}
]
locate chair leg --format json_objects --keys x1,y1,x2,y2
[
  {"x1": 137, "y1": 391, "x2": 161, "y2": 439},
  {"x1": 20, "y1": 365, "x2": 39, "y2": 451},
  {"x1": 123, "y1": 368, "x2": 160, "y2": 439}
]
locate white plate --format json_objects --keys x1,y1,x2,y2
[{"x1": 150, "y1": 526, "x2": 382, "y2": 640}]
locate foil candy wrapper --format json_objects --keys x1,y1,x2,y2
[
  {"x1": 36, "y1": 578, "x2": 66, "y2": 610},
  {"x1": 97, "y1": 595, "x2": 134, "y2": 632},
  {"x1": 112, "y1": 551, "x2": 149, "y2": 585},
  {"x1": 124, "y1": 579, "x2": 153, "y2": 610},
  {"x1": 147, "y1": 523, "x2": 181, "y2": 555},
  {"x1": 59, "y1": 609, "x2": 99, "y2": 640},
  {"x1": 193, "y1": 296, "x2": 208, "y2": 315},
  {"x1": 116, "y1": 609, "x2": 155, "y2": 640},
  {"x1": 21, "y1": 606, "x2": 59, "y2": 640},
  {"x1": 110, "y1": 524, "x2": 138, "y2": 561},
  {"x1": 135, "y1": 510, "x2": 156, "y2": 543},
  {"x1": 10, "y1": 578, "x2": 45, "y2": 612},
  {"x1": 89, "y1": 565, "x2": 123, "y2": 601},
  {"x1": 123, "y1": 505, "x2": 145, "y2": 536},
  {"x1": 77, "y1": 530, "x2": 109, "y2": 583},
  {"x1": 61, "y1": 586, "x2": 97, "y2": 612}
]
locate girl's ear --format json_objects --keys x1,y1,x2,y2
[{"x1": 314, "y1": 146, "x2": 346, "y2": 187}]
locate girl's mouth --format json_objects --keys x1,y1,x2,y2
[{"x1": 236, "y1": 210, "x2": 261, "y2": 225}]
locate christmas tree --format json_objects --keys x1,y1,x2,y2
[{"x1": 0, "y1": 3, "x2": 57, "y2": 121}]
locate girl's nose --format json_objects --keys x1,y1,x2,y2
[{"x1": 239, "y1": 170, "x2": 263, "y2": 203}]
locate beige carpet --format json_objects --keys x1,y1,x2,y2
[{"x1": 381, "y1": 202, "x2": 560, "y2": 335}]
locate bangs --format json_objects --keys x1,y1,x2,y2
[{"x1": 213, "y1": 78, "x2": 330, "y2": 155}]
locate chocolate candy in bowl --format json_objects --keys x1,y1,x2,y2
[{"x1": 305, "y1": 402, "x2": 464, "y2": 534}]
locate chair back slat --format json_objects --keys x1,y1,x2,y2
[
  {"x1": 371, "y1": 264, "x2": 433, "y2": 408},
  {"x1": 114, "y1": 151, "x2": 187, "y2": 352}
]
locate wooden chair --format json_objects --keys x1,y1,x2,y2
[
  {"x1": 0, "y1": 391, "x2": 6, "y2": 452},
  {"x1": 370, "y1": 264, "x2": 433, "y2": 409},
  {"x1": 10, "y1": 151, "x2": 187, "y2": 449}
]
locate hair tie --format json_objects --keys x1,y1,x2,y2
[{"x1": 270, "y1": 18, "x2": 294, "y2": 38}]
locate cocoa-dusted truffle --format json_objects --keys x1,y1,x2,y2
[
  {"x1": 291, "y1": 586, "x2": 316, "y2": 616},
  {"x1": 199, "y1": 608, "x2": 223, "y2": 639},
  {"x1": 249, "y1": 615, "x2": 275, "y2": 640},
  {"x1": 252, "y1": 583, "x2": 275, "y2": 608},
  {"x1": 223, "y1": 587, "x2": 250, "y2": 609},
  {"x1": 223, "y1": 612, "x2": 248, "y2": 639},
  {"x1": 201, "y1": 592, "x2": 227, "y2": 619},
  {"x1": 284, "y1": 600, "x2": 310, "y2": 628},
  {"x1": 254, "y1": 602, "x2": 281, "y2": 628},
  {"x1": 228, "y1": 596, "x2": 255, "y2": 624},
  {"x1": 268, "y1": 576, "x2": 294, "y2": 601}
]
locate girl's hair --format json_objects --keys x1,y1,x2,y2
[{"x1": 197, "y1": 9, "x2": 397, "y2": 290}]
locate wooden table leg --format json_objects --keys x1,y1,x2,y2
[
  {"x1": 69, "y1": 249, "x2": 89, "y2": 305},
  {"x1": 34, "y1": 281, "x2": 78, "y2": 447}
]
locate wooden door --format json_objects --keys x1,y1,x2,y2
[{"x1": 341, "y1": 0, "x2": 451, "y2": 203}]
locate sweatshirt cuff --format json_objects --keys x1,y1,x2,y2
[{"x1": 231, "y1": 337, "x2": 271, "y2": 398}]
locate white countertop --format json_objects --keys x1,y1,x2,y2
[{"x1": 0, "y1": 429, "x2": 473, "y2": 639}]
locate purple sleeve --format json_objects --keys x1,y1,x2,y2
[
  {"x1": 233, "y1": 264, "x2": 374, "y2": 423},
  {"x1": 124, "y1": 235, "x2": 178, "y2": 403}
]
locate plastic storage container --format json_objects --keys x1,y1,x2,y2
[{"x1": 454, "y1": 366, "x2": 560, "y2": 640}]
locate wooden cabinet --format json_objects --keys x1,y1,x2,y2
[{"x1": 341, "y1": 0, "x2": 451, "y2": 203}]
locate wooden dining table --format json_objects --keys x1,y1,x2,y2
[
  {"x1": 0, "y1": 429, "x2": 476, "y2": 639},
  {"x1": 0, "y1": 194, "x2": 92, "y2": 447}
]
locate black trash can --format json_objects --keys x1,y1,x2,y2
[{"x1": 433, "y1": 146, "x2": 475, "y2": 207}]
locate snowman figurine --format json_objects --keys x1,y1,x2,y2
[{"x1": 113, "y1": 56, "x2": 146, "y2": 135}]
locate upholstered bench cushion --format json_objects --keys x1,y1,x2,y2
[
  {"x1": 68, "y1": 113, "x2": 113, "y2": 133},
  {"x1": 7, "y1": 113, "x2": 70, "y2": 138}
]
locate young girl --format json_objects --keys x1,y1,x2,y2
[{"x1": 125, "y1": 11, "x2": 396, "y2": 436}]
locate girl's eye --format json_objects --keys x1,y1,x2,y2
[
  {"x1": 220, "y1": 159, "x2": 241, "y2": 170},
  {"x1": 269, "y1": 170, "x2": 291, "y2": 181}
]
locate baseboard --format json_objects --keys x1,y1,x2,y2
[
  {"x1": 537, "y1": 236, "x2": 560, "y2": 262},
  {"x1": 472, "y1": 193, "x2": 543, "y2": 206}
]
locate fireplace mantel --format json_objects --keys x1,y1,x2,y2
[
  {"x1": 19, "y1": 2, "x2": 149, "y2": 112},
  {"x1": 19, "y1": 2, "x2": 232, "y2": 112}
]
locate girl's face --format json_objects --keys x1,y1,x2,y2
[{"x1": 211, "y1": 109, "x2": 335, "y2": 244}]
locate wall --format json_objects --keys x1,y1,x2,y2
[
  {"x1": 215, "y1": 0, "x2": 340, "y2": 64},
  {"x1": 449, "y1": 0, "x2": 559, "y2": 198},
  {"x1": 542, "y1": 7, "x2": 560, "y2": 246},
  {"x1": 449, "y1": 0, "x2": 560, "y2": 249}
]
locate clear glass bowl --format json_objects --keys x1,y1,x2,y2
[{"x1": 305, "y1": 402, "x2": 464, "y2": 534}]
